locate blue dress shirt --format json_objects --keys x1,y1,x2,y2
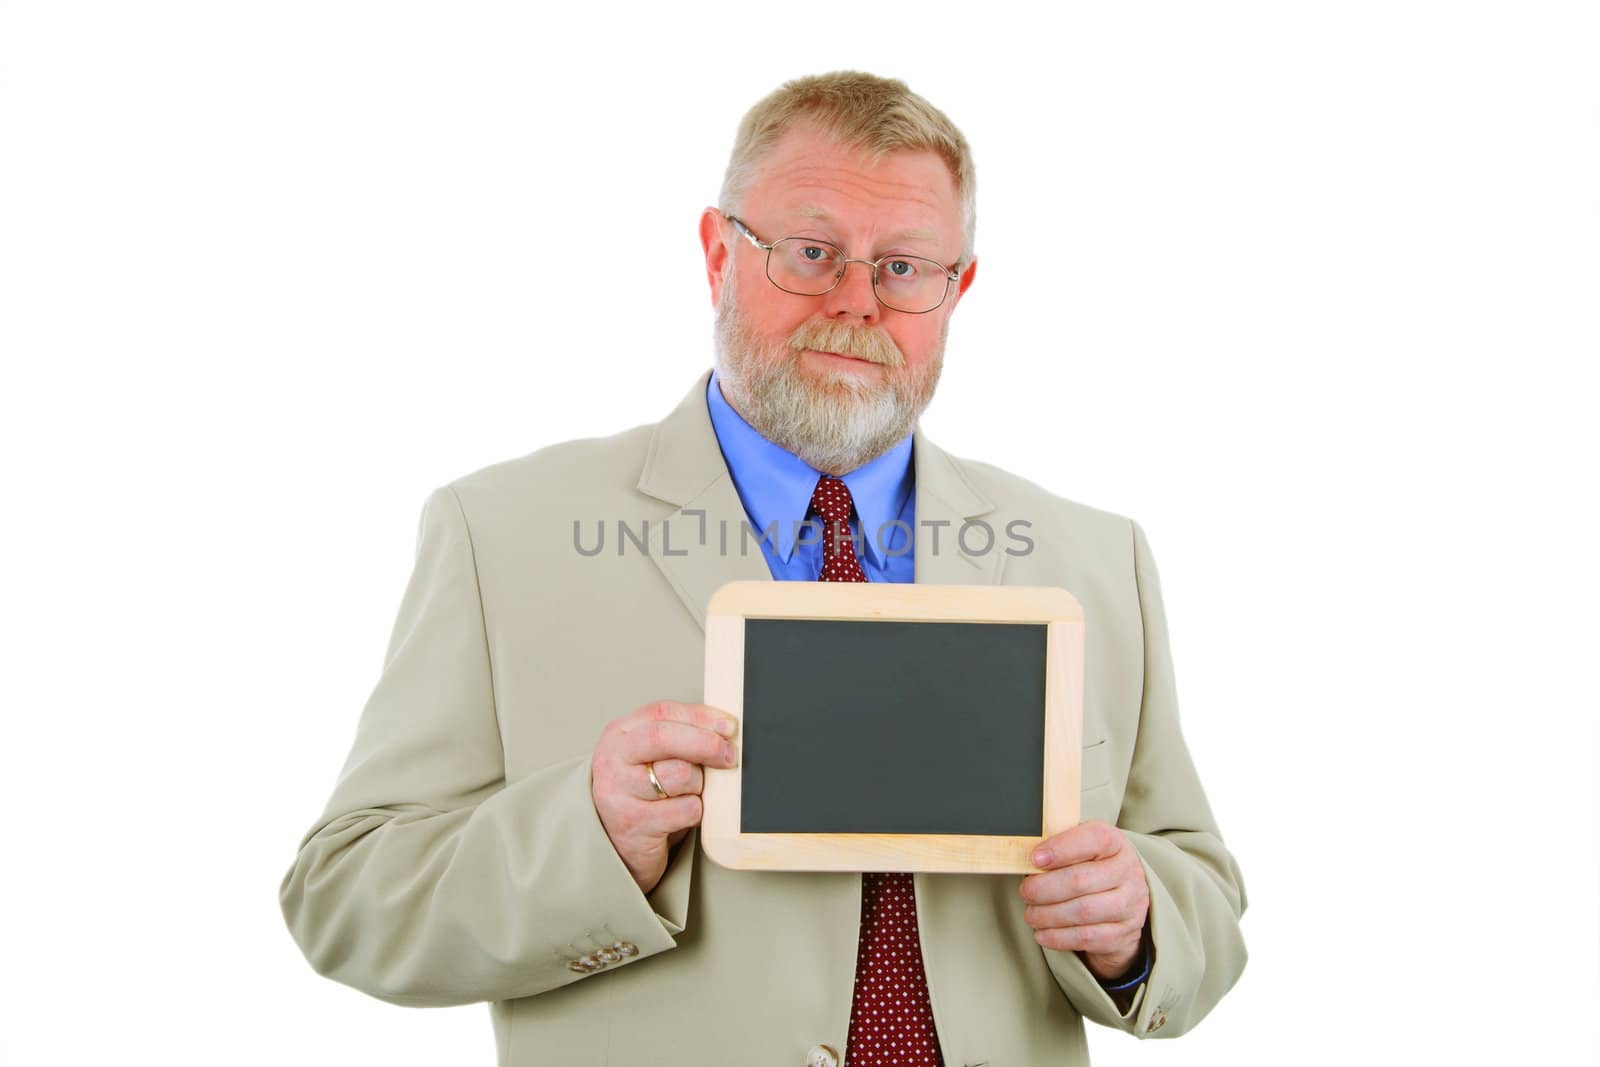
[{"x1": 704, "y1": 369, "x2": 916, "y2": 584}]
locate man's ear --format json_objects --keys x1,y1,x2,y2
[
  {"x1": 950, "y1": 255, "x2": 978, "y2": 308},
  {"x1": 699, "y1": 207, "x2": 731, "y2": 308}
]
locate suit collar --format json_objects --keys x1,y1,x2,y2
[
  {"x1": 635, "y1": 367, "x2": 733, "y2": 509},
  {"x1": 637, "y1": 368, "x2": 1005, "y2": 633}
]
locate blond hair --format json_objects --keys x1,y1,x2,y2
[{"x1": 718, "y1": 71, "x2": 976, "y2": 264}]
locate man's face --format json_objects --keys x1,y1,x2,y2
[{"x1": 700, "y1": 125, "x2": 976, "y2": 475}]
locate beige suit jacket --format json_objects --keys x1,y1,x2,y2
[{"x1": 279, "y1": 369, "x2": 1248, "y2": 1066}]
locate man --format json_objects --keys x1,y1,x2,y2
[{"x1": 280, "y1": 72, "x2": 1247, "y2": 1067}]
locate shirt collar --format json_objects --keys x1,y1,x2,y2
[{"x1": 705, "y1": 368, "x2": 914, "y2": 567}]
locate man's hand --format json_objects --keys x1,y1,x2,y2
[
  {"x1": 591, "y1": 700, "x2": 740, "y2": 895},
  {"x1": 1019, "y1": 820, "x2": 1150, "y2": 982}
]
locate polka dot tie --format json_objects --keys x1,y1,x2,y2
[
  {"x1": 809, "y1": 474, "x2": 868, "y2": 583},
  {"x1": 808, "y1": 475, "x2": 943, "y2": 1067}
]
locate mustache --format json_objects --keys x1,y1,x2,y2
[{"x1": 787, "y1": 319, "x2": 904, "y2": 367}]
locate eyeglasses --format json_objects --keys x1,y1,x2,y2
[{"x1": 723, "y1": 212, "x2": 960, "y2": 315}]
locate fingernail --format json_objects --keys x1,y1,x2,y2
[
  {"x1": 714, "y1": 718, "x2": 737, "y2": 737},
  {"x1": 723, "y1": 742, "x2": 738, "y2": 764},
  {"x1": 1032, "y1": 848, "x2": 1053, "y2": 867}
]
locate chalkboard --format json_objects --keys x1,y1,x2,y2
[
  {"x1": 741, "y1": 618, "x2": 1046, "y2": 835},
  {"x1": 701, "y1": 581, "x2": 1085, "y2": 874}
]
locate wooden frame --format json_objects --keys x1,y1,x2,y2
[{"x1": 702, "y1": 580, "x2": 1085, "y2": 873}]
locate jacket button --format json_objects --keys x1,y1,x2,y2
[
  {"x1": 615, "y1": 940, "x2": 639, "y2": 957},
  {"x1": 805, "y1": 1044, "x2": 839, "y2": 1067},
  {"x1": 596, "y1": 947, "x2": 622, "y2": 964}
]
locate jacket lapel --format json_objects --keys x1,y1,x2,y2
[
  {"x1": 910, "y1": 425, "x2": 1006, "y2": 588},
  {"x1": 637, "y1": 370, "x2": 774, "y2": 634},
  {"x1": 636, "y1": 370, "x2": 1007, "y2": 634}
]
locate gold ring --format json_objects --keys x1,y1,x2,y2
[{"x1": 646, "y1": 761, "x2": 669, "y2": 800}]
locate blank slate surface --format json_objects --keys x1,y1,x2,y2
[
  {"x1": 740, "y1": 618, "x2": 1047, "y2": 835},
  {"x1": 701, "y1": 581, "x2": 1086, "y2": 874}
]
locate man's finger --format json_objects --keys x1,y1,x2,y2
[
  {"x1": 628, "y1": 793, "x2": 704, "y2": 837},
  {"x1": 1030, "y1": 820, "x2": 1124, "y2": 870},
  {"x1": 1022, "y1": 887, "x2": 1133, "y2": 932},
  {"x1": 1018, "y1": 858, "x2": 1121, "y2": 906},
  {"x1": 629, "y1": 758, "x2": 703, "y2": 801},
  {"x1": 1032, "y1": 920, "x2": 1140, "y2": 955},
  {"x1": 619, "y1": 719, "x2": 739, "y2": 769},
  {"x1": 632, "y1": 700, "x2": 739, "y2": 738}
]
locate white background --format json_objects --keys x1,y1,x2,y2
[{"x1": 2, "y1": 2, "x2": 1596, "y2": 1065}]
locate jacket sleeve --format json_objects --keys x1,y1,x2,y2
[
  {"x1": 278, "y1": 485, "x2": 693, "y2": 1007},
  {"x1": 1044, "y1": 520, "x2": 1249, "y2": 1037}
]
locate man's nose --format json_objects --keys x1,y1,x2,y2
[{"x1": 820, "y1": 259, "x2": 880, "y2": 323}]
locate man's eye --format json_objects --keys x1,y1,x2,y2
[
  {"x1": 799, "y1": 245, "x2": 829, "y2": 261},
  {"x1": 885, "y1": 258, "x2": 917, "y2": 278}
]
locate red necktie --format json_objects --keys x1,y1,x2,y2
[{"x1": 809, "y1": 475, "x2": 943, "y2": 1067}]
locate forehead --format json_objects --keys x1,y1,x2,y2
[{"x1": 742, "y1": 126, "x2": 961, "y2": 239}]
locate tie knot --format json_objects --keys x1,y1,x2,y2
[{"x1": 809, "y1": 475, "x2": 855, "y2": 524}]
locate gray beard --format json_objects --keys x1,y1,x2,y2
[{"x1": 712, "y1": 277, "x2": 944, "y2": 475}]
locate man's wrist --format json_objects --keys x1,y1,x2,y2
[{"x1": 1088, "y1": 930, "x2": 1151, "y2": 991}]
